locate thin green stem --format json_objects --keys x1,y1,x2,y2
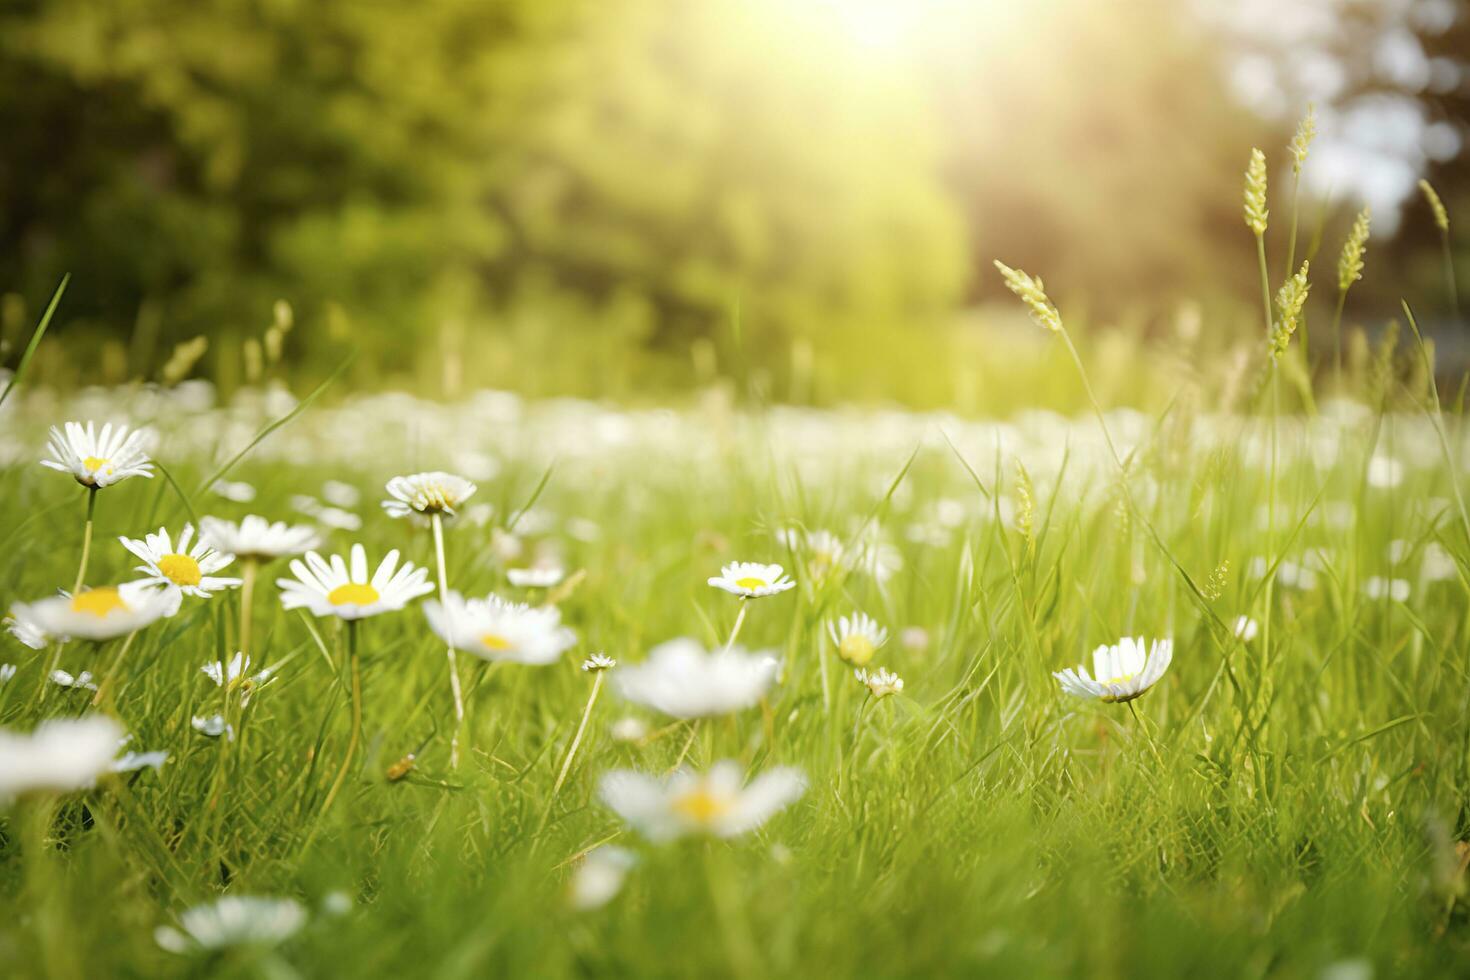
[
  {"x1": 540, "y1": 670, "x2": 606, "y2": 834},
  {"x1": 722, "y1": 600, "x2": 750, "y2": 653},
  {"x1": 72, "y1": 486, "x2": 97, "y2": 594},
  {"x1": 431, "y1": 513, "x2": 466, "y2": 769},
  {"x1": 1255, "y1": 233, "x2": 1274, "y2": 340},
  {"x1": 704, "y1": 845, "x2": 760, "y2": 980},
  {"x1": 317, "y1": 619, "x2": 362, "y2": 822},
  {"x1": 1285, "y1": 174, "x2": 1300, "y2": 281},
  {"x1": 238, "y1": 559, "x2": 257, "y2": 661},
  {"x1": 90, "y1": 629, "x2": 139, "y2": 708},
  {"x1": 1331, "y1": 288, "x2": 1347, "y2": 390},
  {"x1": 1443, "y1": 228, "x2": 1460, "y2": 319}
]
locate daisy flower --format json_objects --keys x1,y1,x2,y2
[
  {"x1": 855, "y1": 666, "x2": 904, "y2": 699},
  {"x1": 599, "y1": 760, "x2": 806, "y2": 842},
  {"x1": 50, "y1": 669, "x2": 97, "y2": 691},
  {"x1": 422, "y1": 591, "x2": 576, "y2": 664},
  {"x1": 613, "y1": 638, "x2": 778, "y2": 719},
  {"x1": 382, "y1": 471, "x2": 477, "y2": 519},
  {"x1": 155, "y1": 896, "x2": 307, "y2": 955},
  {"x1": 40, "y1": 421, "x2": 154, "y2": 488},
  {"x1": 583, "y1": 653, "x2": 617, "y2": 672},
  {"x1": 199, "y1": 515, "x2": 323, "y2": 562},
  {"x1": 0, "y1": 715, "x2": 124, "y2": 798},
  {"x1": 707, "y1": 561, "x2": 796, "y2": 599},
  {"x1": 277, "y1": 544, "x2": 433, "y2": 620},
  {"x1": 201, "y1": 652, "x2": 276, "y2": 706},
  {"x1": 828, "y1": 612, "x2": 888, "y2": 667},
  {"x1": 5, "y1": 608, "x2": 50, "y2": 650},
  {"x1": 120, "y1": 524, "x2": 242, "y2": 615},
  {"x1": 191, "y1": 715, "x2": 233, "y2": 740},
  {"x1": 778, "y1": 527, "x2": 848, "y2": 579},
  {"x1": 9, "y1": 583, "x2": 168, "y2": 642},
  {"x1": 1054, "y1": 636, "x2": 1173, "y2": 704}
]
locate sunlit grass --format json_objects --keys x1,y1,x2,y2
[{"x1": 0, "y1": 366, "x2": 1466, "y2": 976}]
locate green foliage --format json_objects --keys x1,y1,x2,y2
[{"x1": 0, "y1": 0, "x2": 966, "y2": 384}]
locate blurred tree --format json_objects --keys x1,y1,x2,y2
[{"x1": 0, "y1": 0, "x2": 967, "y2": 386}]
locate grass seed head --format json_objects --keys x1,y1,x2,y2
[
  {"x1": 993, "y1": 260, "x2": 1061, "y2": 334},
  {"x1": 1243, "y1": 148, "x2": 1269, "y2": 235},
  {"x1": 1337, "y1": 207, "x2": 1371, "y2": 293}
]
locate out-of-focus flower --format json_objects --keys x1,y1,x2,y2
[
  {"x1": 828, "y1": 612, "x2": 888, "y2": 667},
  {"x1": 423, "y1": 591, "x2": 576, "y2": 664},
  {"x1": 210, "y1": 479, "x2": 257, "y2": 503},
  {"x1": 613, "y1": 638, "x2": 777, "y2": 718},
  {"x1": 155, "y1": 896, "x2": 307, "y2": 955},
  {"x1": 1366, "y1": 456, "x2": 1404, "y2": 489},
  {"x1": 599, "y1": 760, "x2": 806, "y2": 841},
  {"x1": 0, "y1": 716, "x2": 123, "y2": 799},
  {"x1": 583, "y1": 653, "x2": 617, "y2": 672},
  {"x1": 855, "y1": 667, "x2": 904, "y2": 699},
  {"x1": 1232, "y1": 616, "x2": 1259, "y2": 642},
  {"x1": 1364, "y1": 577, "x2": 1410, "y2": 602},
  {"x1": 610, "y1": 717, "x2": 649, "y2": 743},
  {"x1": 508, "y1": 565, "x2": 565, "y2": 588},
  {"x1": 191, "y1": 715, "x2": 234, "y2": 740},
  {"x1": 321, "y1": 480, "x2": 360, "y2": 508},
  {"x1": 568, "y1": 845, "x2": 637, "y2": 910},
  {"x1": 11, "y1": 583, "x2": 168, "y2": 642},
  {"x1": 5, "y1": 608, "x2": 50, "y2": 649},
  {"x1": 200, "y1": 515, "x2": 322, "y2": 562},
  {"x1": 50, "y1": 669, "x2": 97, "y2": 691}
]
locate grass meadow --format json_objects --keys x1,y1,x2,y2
[{"x1": 1, "y1": 99, "x2": 1469, "y2": 973}]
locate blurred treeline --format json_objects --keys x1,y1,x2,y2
[{"x1": 0, "y1": 0, "x2": 1464, "y2": 406}]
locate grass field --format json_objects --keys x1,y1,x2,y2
[{"x1": 2, "y1": 342, "x2": 1470, "y2": 978}]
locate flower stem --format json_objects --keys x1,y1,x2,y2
[
  {"x1": 431, "y1": 512, "x2": 466, "y2": 769},
  {"x1": 670, "y1": 718, "x2": 701, "y2": 772},
  {"x1": 703, "y1": 845, "x2": 760, "y2": 980},
  {"x1": 72, "y1": 486, "x2": 97, "y2": 594},
  {"x1": 318, "y1": 619, "x2": 361, "y2": 820},
  {"x1": 1126, "y1": 699, "x2": 1166, "y2": 769},
  {"x1": 238, "y1": 558, "x2": 257, "y2": 661},
  {"x1": 722, "y1": 600, "x2": 749, "y2": 653},
  {"x1": 549, "y1": 675, "x2": 599, "y2": 805},
  {"x1": 91, "y1": 629, "x2": 139, "y2": 708}
]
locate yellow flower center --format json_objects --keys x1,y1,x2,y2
[
  {"x1": 70, "y1": 587, "x2": 127, "y2": 617},
  {"x1": 157, "y1": 553, "x2": 202, "y2": 587},
  {"x1": 327, "y1": 583, "x2": 380, "y2": 606},
  {"x1": 672, "y1": 786, "x2": 732, "y2": 825},
  {"x1": 480, "y1": 632, "x2": 512, "y2": 651},
  {"x1": 838, "y1": 634, "x2": 875, "y2": 666},
  {"x1": 83, "y1": 456, "x2": 111, "y2": 473},
  {"x1": 734, "y1": 576, "x2": 767, "y2": 590},
  {"x1": 1098, "y1": 672, "x2": 1138, "y2": 703}
]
